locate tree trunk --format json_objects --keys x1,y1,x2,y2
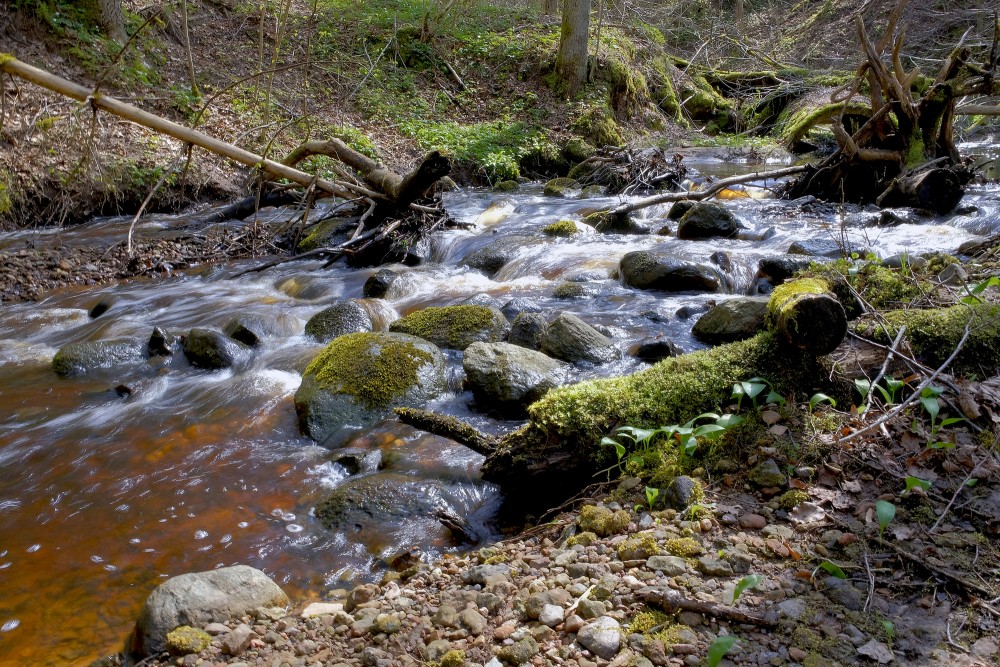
[
  {"x1": 875, "y1": 168, "x2": 964, "y2": 213},
  {"x1": 767, "y1": 280, "x2": 848, "y2": 355},
  {"x1": 97, "y1": 0, "x2": 126, "y2": 42},
  {"x1": 555, "y1": 0, "x2": 590, "y2": 96},
  {"x1": 541, "y1": 0, "x2": 559, "y2": 16}
]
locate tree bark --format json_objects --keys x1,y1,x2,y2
[
  {"x1": 555, "y1": 0, "x2": 591, "y2": 96},
  {"x1": 98, "y1": 0, "x2": 127, "y2": 42},
  {"x1": 875, "y1": 168, "x2": 964, "y2": 213},
  {"x1": 541, "y1": 0, "x2": 559, "y2": 16},
  {"x1": 767, "y1": 282, "x2": 848, "y2": 355}
]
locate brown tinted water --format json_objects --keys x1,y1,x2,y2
[{"x1": 1, "y1": 177, "x2": 995, "y2": 664}]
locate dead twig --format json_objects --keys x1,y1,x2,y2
[{"x1": 638, "y1": 587, "x2": 777, "y2": 628}]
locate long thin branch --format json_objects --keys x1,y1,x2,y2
[
  {"x1": 865, "y1": 325, "x2": 906, "y2": 413},
  {"x1": 610, "y1": 164, "x2": 808, "y2": 217},
  {"x1": 838, "y1": 319, "x2": 973, "y2": 445}
]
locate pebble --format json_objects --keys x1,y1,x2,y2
[
  {"x1": 739, "y1": 513, "x2": 768, "y2": 530},
  {"x1": 577, "y1": 617, "x2": 621, "y2": 659}
]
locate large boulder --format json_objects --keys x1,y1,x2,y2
[
  {"x1": 758, "y1": 256, "x2": 812, "y2": 284},
  {"x1": 304, "y1": 300, "x2": 374, "y2": 343},
  {"x1": 459, "y1": 236, "x2": 530, "y2": 277},
  {"x1": 619, "y1": 251, "x2": 724, "y2": 293},
  {"x1": 676, "y1": 202, "x2": 745, "y2": 240},
  {"x1": 222, "y1": 314, "x2": 302, "y2": 347},
  {"x1": 509, "y1": 312, "x2": 548, "y2": 350},
  {"x1": 129, "y1": 565, "x2": 288, "y2": 658},
  {"x1": 51, "y1": 338, "x2": 147, "y2": 376},
  {"x1": 389, "y1": 305, "x2": 509, "y2": 351},
  {"x1": 314, "y1": 473, "x2": 449, "y2": 530},
  {"x1": 294, "y1": 332, "x2": 446, "y2": 444},
  {"x1": 182, "y1": 328, "x2": 252, "y2": 369},
  {"x1": 541, "y1": 313, "x2": 619, "y2": 364},
  {"x1": 691, "y1": 297, "x2": 769, "y2": 344},
  {"x1": 463, "y1": 342, "x2": 568, "y2": 413}
]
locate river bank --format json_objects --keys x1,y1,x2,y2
[{"x1": 114, "y1": 470, "x2": 1000, "y2": 667}]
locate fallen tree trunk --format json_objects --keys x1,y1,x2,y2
[
  {"x1": 767, "y1": 278, "x2": 848, "y2": 354},
  {"x1": 875, "y1": 167, "x2": 964, "y2": 214}
]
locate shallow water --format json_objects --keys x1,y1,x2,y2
[{"x1": 0, "y1": 160, "x2": 997, "y2": 664}]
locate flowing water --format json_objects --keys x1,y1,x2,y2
[{"x1": 0, "y1": 158, "x2": 998, "y2": 665}]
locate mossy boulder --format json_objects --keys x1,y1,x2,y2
[
  {"x1": 584, "y1": 210, "x2": 650, "y2": 235},
  {"x1": 691, "y1": 297, "x2": 769, "y2": 343},
  {"x1": 667, "y1": 200, "x2": 696, "y2": 220},
  {"x1": 389, "y1": 305, "x2": 509, "y2": 351},
  {"x1": 294, "y1": 332, "x2": 446, "y2": 444},
  {"x1": 578, "y1": 505, "x2": 630, "y2": 537},
  {"x1": 676, "y1": 202, "x2": 745, "y2": 240},
  {"x1": 493, "y1": 180, "x2": 519, "y2": 192},
  {"x1": 51, "y1": 338, "x2": 147, "y2": 376},
  {"x1": 463, "y1": 341, "x2": 568, "y2": 414},
  {"x1": 620, "y1": 251, "x2": 724, "y2": 293},
  {"x1": 543, "y1": 219, "x2": 580, "y2": 237},
  {"x1": 304, "y1": 300, "x2": 374, "y2": 343},
  {"x1": 543, "y1": 177, "x2": 580, "y2": 197},
  {"x1": 553, "y1": 281, "x2": 586, "y2": 299},
  {"x1": 222, "y1": 314, "x2": 301, "y2": 347},
  {"x1": 165, "y1": 626, "x2": 210, "y2": 656},
  {"x1": 541, "y1": 313, "x2": 619, "y2": 364},
  {"x1": 275, "y1": 275, "x2": 332, "y2": 300},
  {"x1": 182, "y1": 328, "x2": 252, "y2": 369},
  {"x1": 563, "y1": 137, "x2": 596, "y2": 163}
]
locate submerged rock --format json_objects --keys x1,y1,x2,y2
[
  {"x1": 51, "y1": 338, "x2": 147, "y2": 376},
  {"x1": 304, "y1": 300, "x2": 374, "y2": 343},
  {"x1": 389, "y1": 305, "x2": 509, "y2": 351},
  {"x1": 182, "y1": 328, "x2": 252, "y2": 369},
  {"x1": 223, "y1": 313, "x2": 301, "y2": 347},
  {"x1": 294, "y1": 332, "x2": 445, "y2": 444},
  {"x1": 543, "y1": 177, "x2": 580, "y2": 197},
  {"x1": 129, "y1": 565, "x2": 288, "y2": 658},
  {"x1": 363, "y1": 268, "x2": 399, "y2": 299},
  {"x1": 463, "y1": 341, "x2": 567, "y2": 413},
  {"x1": 541, "y1": 313, "x2": 619, "y2": 364},
  {"x1": 691, "y1": 297, "x2": 769, "y2": 343},
  {"x1": 314, "y1": 473, "x2": 450, "y2": 530},
  {"x1": 619, "y1": 251, "x2": 723, "y2": 293}
]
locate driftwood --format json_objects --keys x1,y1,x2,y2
[
  {"x1": 784, "y1": 0, "x2": 997, "y2": 209},
  {"x1": 394, "y1": 407, "x2": 497, "y2": 456},
  {"x1": 638, "y1": 587, "x2": 778, "y2": 628}
]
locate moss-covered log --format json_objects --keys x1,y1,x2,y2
[
  {"x1": 853, "y1": 303, "x2": 1000, "y2": 377},
  {"x1": 766, "y1": 278, "x2": 847, "y2": 354}
]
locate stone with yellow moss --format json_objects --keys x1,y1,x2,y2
[
  {"x1": 294, "y1": 331, "x2": 445, "y2": 444},
  {"x1": 390, "y1": 305, "x2": 509, "y2": 351},
  {"x1": 165, "y1": 626, "x2": 211, "y2": 655},
  {"x1": 578, "y1": 505, "x2": 631, "y2": 537}
]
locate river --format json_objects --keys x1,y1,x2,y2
[{"x1": 0, "y1": 156, "x2": 996, "y2": 664}]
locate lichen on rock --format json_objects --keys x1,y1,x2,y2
[{"x1": 389, "y1": 305, "x2": 509, "y2": 350}]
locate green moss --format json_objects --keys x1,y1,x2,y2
[
  {"x1": 854, "y1": 303, "x2": 1000, "y2": 376},
  {"x1": 0, "y1": 180, "x2": 11, "y2": 216},
  {"x1": 572, "y1": 104, "x2": 624, "y2": 147},
  {"x1": 766, "y1": 278, "x2": 831, "y2": 328},
  {"x1": 389, "y1": 305, "x2": 505, "y2": 350},
  {"x1": 494, "y1": 179, "x2": 519, "y2": 192},
  {"x1": 297, "y1": 218, "x2": 350, "y2": 252},
  {"x1": 553, "y1": 281, "x2": 585, "y2": 298},
  {"x1": 578, "y1": 505, "x2": 631, "y2": 537},
  {"x1": 165, "y1": 626, "x2": 211, "y2": 655},
  {"x1": 303, "y1": 332, "x2": 435, "y2": 409},
  {"x1": 617, "y1": 534, "x2": 661, "y2": 560},
  {"x1": 650, "y1": 56, "x2": 683, "y2": 124},
  {"x1": 851, "y1": 263, "x2": 922, "y2": 310},
  {"x1": 779, "y1": 489, "x2": 810, "y2": 509},
  {"x1": 664, "y1": 537, "x2": 703, "y2": 557},
  {"x1": 778, "y1": 99, "x2": 871, "y2": 149},
  {"x1": 440, "y1": 649, "x2": 466, "y2": 667},
  {"x1": 543, "y1": 177, "x2": 579, "y2": 196},
  {"x1": 566, "y1": 531, "x2": 598, "y2": 547},
  {"x1": 563, "y1": 137, "x2": 596, "y2": 163},
  {"x1": 544, "y1": 219, "x2": 580, "y2": 237},
  {"x1": 597, "y1": 57, "x2": 648, "y2": 117},
  {"x1": 629, "y1": 609, "x2": 669, "y2": 634}
]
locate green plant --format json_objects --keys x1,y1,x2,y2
[
  {"x1": 808, "y1": 392, "x2": 836, "y2": 412},
  {"x1": 815, "y1": 560, "x2": 848, "y2": 580},
  {"x1": 882, "y1": 619, "x2": 895, "y2": 648},
  {"x1": 732, "y1": 376, "x2": 784, "y2": 410},
  {"x1": 601, "y1": 411, "x2": 742, "y2": 475},
  {"x1": 707, "y1": 635, "x2": 739, "y2": 667},
  {"x1": 918, "y1": 385, "x2": 966, "y2": 448},
  {"x1": 903, "y1": 476, "x2": 932, "y2": 496},
  {"x1": 644, "y1": 486, "x2": 660, "y2": 510},
  {"x1": 960, "y1": 275, "x2": 1000, "y2": 305},
  {"x1": 732, "y1": 574, "x2": 763, "y2": 604},
  {"x1": 875, "y1": 500, "x2": 896, "y2": 539}
]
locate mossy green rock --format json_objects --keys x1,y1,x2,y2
[
  {"x1": 182, "y1": 328, "x2": 252, "y2": 369},
  {"x1": 165, "y1": 626, "x2": 210, "y2": 655},
  {"x1": 691, "y1": 297, "x2": 769, "y2": 343},
  {"x1": 543, "y1": 177, "x2": 579, "y2": 197},
  {"x1": 294, "y1": 332, "x2": 445, "y2": 444},
  {"x1": 497, "y1": 636, "x2": 539, "y2": 665},
  {"x1": 493, "y1": 180, "x2": 519, "y2": 192},
  {"x1": 389, "y1": 305, "x2": 509, "y2": 351},
  {"x1": 749, "y1": 458, "x2": 786, "y2": 488},
  {"x1": 51, "y1": 338, "x2": 147, "y2": 376},
  {"x1": 562, "y1": 137, "x2": 596, "y2": 163},
  {"x1": 543, "y1": 219, "x2": 579, "y2": 237},
  {"x1": 578, "y1": 505, "x2": 630, "y2": 537},
  {"x1": 304, "y1": 300, "x2": 373, "y2": 343},
  {"x1": 553, "y1": 281, "x2": 585, "y2": 299}
]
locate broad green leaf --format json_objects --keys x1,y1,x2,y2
[
  {"x1": 882, "y1": 619, "x2": 895, "y2": 641},
  {"x1": 874, "y1": 385, "x2": 893, "y2": 404},
  {"x1": 707, "y1": 636, "x2": 739, "y2": 667},
  {"x1": 921, "y1": 385, "x2": 944, "y2": 398},
  {"x1": 940, "y1": 417, "x2": 967, "y2": 427},
  {"x1": 855, "y1": 378, "x2": 871, "y2": 400},
  {"x1": 732, "y1": 574, "x2": 764, "y2": 603},
  {"x1": 919, "y1": 396, "x2": 940, "y2": 421},
  {"x1": 744, "y1": 381, "x2": 767, "y2": 399},
  {"x1": 809, "y1": 392, "x2": 836, "y2": 412},
  {"x1": 965, "y1": 478, "x2": 979, "y2": 487},
  {"x1": 716, "y1": 414, "x2": 743, "y2": 428},
  {"x1": 765, "y1": 391, "x2": 786, "y2": 406},
  {"x1": 685, "y1": 412, "x2": 721, "y2": 427},
  {"x1": 928, "y1": 440, "x2": 955, "y2": 450},
  {"x1": 615, "y1": 426, "x2": 657, "y2": 444},
  {"x1": 903, "y1": 476, "x2": 932, "y2": 494},
  {"x1": 818, "y1": 560, "x2": 847, "y2": 579},
  {"x1": 875, "y1": 500, "x2": 896, "y2": 535},
  {"x1": 694, "y1": 424, "x2": 727, "y2": 440},
  {"x1": 645, "y1": 486, "x2": 659, "y2": 508}
]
